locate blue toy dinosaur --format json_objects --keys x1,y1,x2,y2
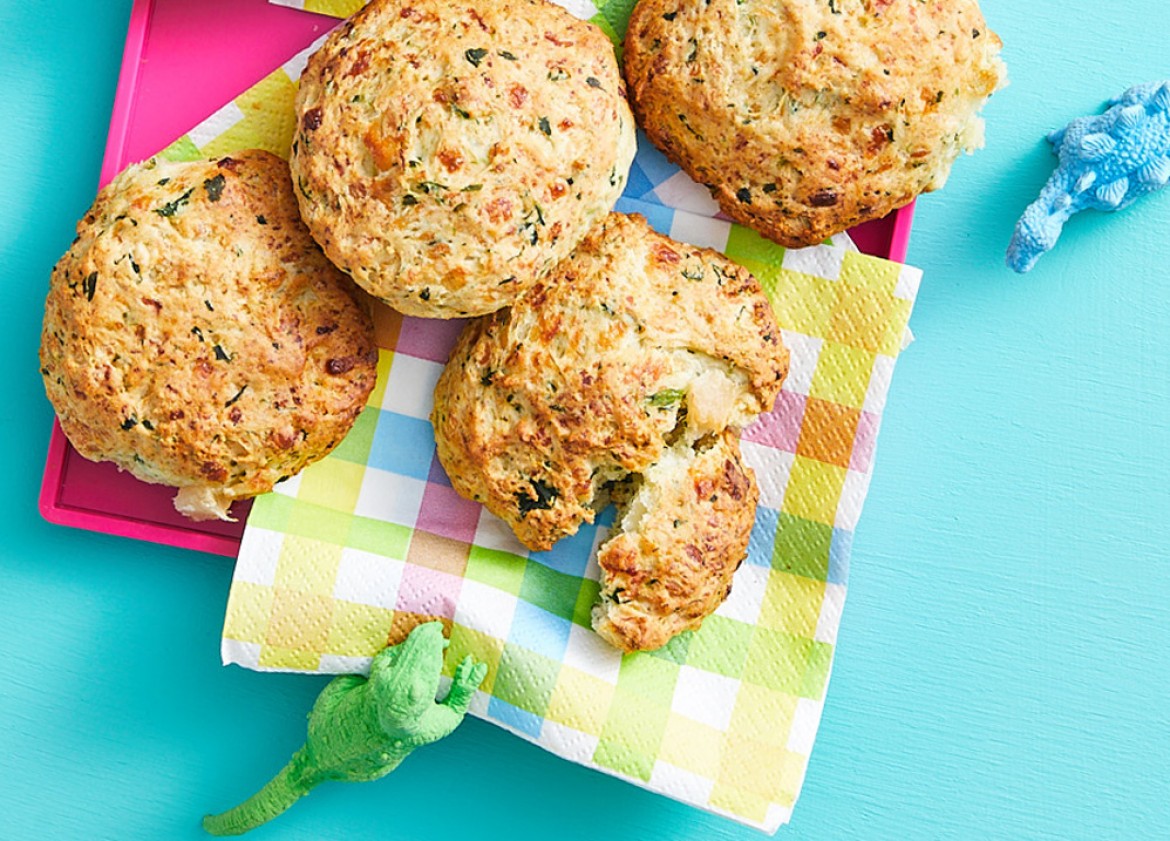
[{"x1": 1007, "y1": 81, "x2": 1170, "y2": 273}]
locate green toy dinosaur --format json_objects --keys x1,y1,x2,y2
[{"x1": 203, "y1": 621, "x2": 487, "y2": 836}]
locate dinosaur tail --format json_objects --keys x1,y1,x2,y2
[
  {"x1": 1006, "y1": 180, "x2": 1076, "y2": 273},
  {"x1": 202, "y1": 748, "x2": 318, "y2": 836}
]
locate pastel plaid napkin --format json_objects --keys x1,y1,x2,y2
[{"x1": 157, "y1": 3, "x2": 924, "y2": 831}]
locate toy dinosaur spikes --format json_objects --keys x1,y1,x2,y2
[
  {"x1": 1116, "y1": 104, "x2": 1144, "y2": 131},
  {"x1": 1137, "y1": 155, "x2": 1170, "y2": 186},
  {"x1": 1149, "y1": 81, "x2": 1170, "y2": 113},
  {"x1": 202, "y1": 622, "x2": 487, "y2": 836},
  {"x1": 1096, "y1": 178, "x2": 1128, "y2": 208},
  {"x1": 1007, "y1": 81, "x2": 1170, "y2": 273},
  {"x1": 1077, "y1": 132, "x2": 1115, "y2": 160}
]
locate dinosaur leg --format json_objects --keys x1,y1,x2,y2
[
  {"x1": 406, "y1": 659, "x2": 487, "y2": 746},
  {"x1": 412, "y1": 703, "x2": 470, "y2": 746},
  {"x1": 442, "y1": 655, "x2": 488, "y2": 716},
  {"x1": 202, "y1": 748, "x2": 319, "y2": 836}
]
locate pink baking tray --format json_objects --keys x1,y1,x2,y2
[{"x1": 39, "y1": 0, "x2": 915, "y2": 558}]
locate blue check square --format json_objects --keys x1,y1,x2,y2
[
  {"x1": 486, "y1": 697, "x2": 545, "y2": 740},
  {"x1": 829, "y1": 528, "x2": 853, "y2": 584},
  {"x1": 746, "y1": 505, "x2": 780, "y2": 568},
  {"x1": 509, "y1": 600, "x2": 572, "y2": 662},
  {"x1": 368, "y1": 411, "x2": 435, "y2": 481},
  {"x1": 529, "y1": 521, "x2": 596, "y2": 577}
]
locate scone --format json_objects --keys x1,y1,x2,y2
[
  {"x1": 432, "y1": 213, "x2": 789, "y2": 651},
  {"x1": 290, "y1": 0, "x2": 637, "y2": 319},
  {"x1": 40, "y1": 151, "x2": 378, "y2": 521},
  {"x1": 624, "y1": 0, "x2": 1006, "y2": 247}
]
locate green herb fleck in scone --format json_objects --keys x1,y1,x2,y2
[
  {"x1": 40, "y1": 151, "x2": 377, "y2": 521},
  {"x1": 432, "y1": 213, "x2": 790, "y2": 652},
  {"x1": 624, "y1": 0, "x2": 1006, "y2": 247},
  {"x1": 290, "y1": 0, "x2": 637, "y2": 319}
]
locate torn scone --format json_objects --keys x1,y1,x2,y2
[
  {"x1": 432, "y1": 212, "x2": 789, "y2": 651},
  {"x1": 40, "y1": 151, "x2": 377, "y2": 521}
]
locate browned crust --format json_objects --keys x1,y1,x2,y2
[
  {"x1": 593, "y1": 430, "x2": 758, "y2": 652},
  {"x1": 290, "y1": 0, "x2": 636, "y2": 318},
  {"x1": 623, "y1": 0, "x2": 1005, "y2": 247},
  {"x1": 431, "y1": 210, "x2": 787, "y2": 547},
  {"x1": 40, "y1": 150, "x2": 377, "y2": 507}
]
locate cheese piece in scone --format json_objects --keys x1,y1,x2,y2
[{"x1": 432, "y1": 212, "x2": 789, "y2": 651}]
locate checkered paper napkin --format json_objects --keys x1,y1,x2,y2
[{"x1": 159, "y1": 3, "x2": 924, "y2": 831}]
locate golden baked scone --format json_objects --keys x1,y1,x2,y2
[
  {"x1": 593, "y1": 430, "x2": 757, "y2": 652},
  {"x1": 432, "y1": 213, "x2": 789, "y2": 651},
  {"x1": 623, "y1": 0, "x2": 1006, "y2": 247},
  {"x1": 40, "y1": 151, "x2": 377, "y2": 521},
  {"x1": 290, "y1": 0, "x2": 637, "y2": 319}
]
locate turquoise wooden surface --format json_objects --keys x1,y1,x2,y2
[{"x1": 2, "y1": 1, "x2": 1168, "y2": 838}]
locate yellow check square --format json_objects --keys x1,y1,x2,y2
[
  {"x1": 547, "y1": 665, "x2": 616, "y2": 737},
  {"x1": 265, "y1": 588, "x2": 333, "y2": 652},
  {"x1": 829, "y1": 282, "x2": 897, "y2": 353},
  {"x1": 809, "y1": 341, "x2": 876, "y2": 408},
  {"x1": 295, "y1": 457, "x2": 365, "y2": 512},
  {"x1": 727, "y1": 682, "x2": 799, "y2": 749},
  {"x1": 202, "y1": 69, "x2": 298, "y2": 160},
  {"x1": 839, "y1": 250, "x2": 902, "y2": 294},
  {"x1": 781, "y1": 456, "x2": 847, "y2": 524},
  {"x1": 222, "y1": 581, "x2": 273, "y2": 645},
  {"x1": 758, "y1": 572, "x2": 826, "y2": 637},
  {"x1": 764, "y1": 269, "x2": 837, "y2": 337},
  {"x1": 326, "y1": 600, "x2": 395, "y2": 657},
  {"x1": 258, "y1": 646, "x2": 323, "y2": 671},
  {"x1": 659, "y1": 713, "x2": 726, "y2": 775},
  {"x1": 274, "y1": 534, "x2": 342, "y2": 594}
]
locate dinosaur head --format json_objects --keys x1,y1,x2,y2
[{"x1": 367, "y1": 621, "x2": 449, "y2": 727}]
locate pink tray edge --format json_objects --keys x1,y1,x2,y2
[
  {"x1": 40, "y1": 420, "x2": 242, "y2": 557},
  {"x1": 101, "y1": 0, "x2": 152, "y2": 184},
  {"x1": 39, "y1": 0, "x2": 916, "y2": 559},
  {"x1": 887, "y1": 200, "x2": 916, "y2": 264},
  {"x1": 39, "y1": 0, "x2": 243, "y2": 557}
]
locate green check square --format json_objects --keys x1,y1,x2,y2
[
  {"x1": 346, "y1": 515, "x2": 412, "y2": 561},
  {"x1": 160, "y1": 134, "x2": 201, "y2": 162},
  {"x1": 248, "y1": 490, "x2": 294, "y2": 532},
  {"x1": 596, "y1": 690, "x2": 671, "y2": 782},
  {"x1": 617, "y1": 651, "x2": 681, "y2": 702},
  {"x1": 519, "y1": 561, "x2": 583, "y2": 623},
  {"x1": 772, "y1": 513, "x2": 832, "y2": 581},
  {"x1": 733, "y1": 256, "x2": 784, "y2": 306},
  {"x1": 647, "y1": 630, "x2": 692, "y2": 666},
  {"x1": 801, "y1": 640, "x2": 834, "y2": 701},
  {"x1": 493, "y1": 643, "x2": 560, "y2": 717},
  {"x1": 571, "y1": 578, "x2": 601, "y2": 629},
  {"x1": 465, "y1": 546, "x2": 527, "y2": 595},
  {"x1": 284, "y1": 499, "x2": 350, "y2": 546},
  {"x1": 685, "y1": 615, "x2": 754, "y2": 677},
  {"x1": 726, "y1": 222, "x2": 788, "y2": 266},
  {"x1": 329, "y1": 406, "x2": 378, "y2": 465},
  {"x1": 743, "y1": 627, "x2": 815, "y2": 695}
]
